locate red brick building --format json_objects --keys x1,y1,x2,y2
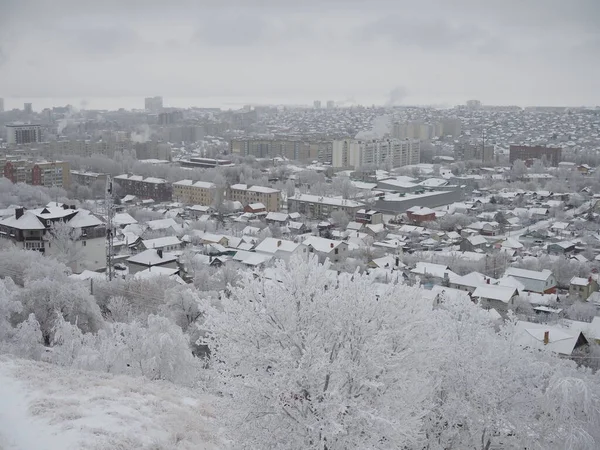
[
  {"x1": 406, "y1": 206, "x2": 436, "y2": 223},
  {"x1": 509, "y1": 145, "x2": 562, "y2": 167}
]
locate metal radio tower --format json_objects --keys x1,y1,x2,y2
[{"x1": 105, "y1": 176, "x2": 115, "y2": 281}]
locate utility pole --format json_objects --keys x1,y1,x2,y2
[
  {"x1": 482, "y1": 128, "x2": 486, "y2": 163},
  {"x1": 105, "y1": 175, "x2": 115, "y2": 281}
]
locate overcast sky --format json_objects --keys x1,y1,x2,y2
[{"x1": 0, "y1": 0, "x2": 599, "y2": 107}]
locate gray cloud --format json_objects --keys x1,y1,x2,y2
[{"x1": 0, "y1": 0, "x2": 598, "y2": 106}]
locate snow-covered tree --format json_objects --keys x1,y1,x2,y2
[
  {"x1": 15, "y1": 278, "x2": 103, "y2": 345},
  {"x1": 160, "y1": 286, "x2": 203, "y2": 331},
  {"x1": 46, "y1": 220, "x2": 84, "y2": 268},
  {"x1": 329, "y1": 210, "x2": 350, "y2": 229},
  {"x1": 423, "y1": 296, "x2": 600, "y2": 449},
  {"x1": 11, "y1": 313, "x2": 44, "y2": 360},
  {"x1": 203, "y1": 255, "x2": 436, "y2": 449}
]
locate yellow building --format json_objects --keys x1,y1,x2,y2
[
  {"x1": 228, "y1": 184, "x2": 281, "y2": 212},
  {"x1": 173, "y1": 180, "x2": 219, "y2": 205}
]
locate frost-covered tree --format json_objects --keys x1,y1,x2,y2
[
  {"x1": 160, "y1": 286, "x2": 203, "y2": 331},
  {"x1": 51, "y1": 314, "x2": 198, "y2": 385},
  {"x1": 15, "y1": 278, "x2": 103, "y2": 345},
  {"x1": 203, "y1": 255, "x2": 436, "y2": 449},
  {"x1": 329, "y1": 210, "x2": 350, "y2": 229},
  {"x1": 11, "y1": 313, "x2": 44, "y2": 360},
  {"x1": 423, "y1": 296, "x2": 600, "y2": 449},
  {"x1": 46, "y1": 220, "x2": 84, "y2": 268}
]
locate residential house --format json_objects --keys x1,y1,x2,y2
[
  {"x1": 406, "y1": 206, "x2": 436, "y2": 223},
  {"x1": 302, "y1": 236, "x2": 349, "y2": 263},
  {"x1": 244, "y1": 203, "x2": 266, "y2": 214},
  {"x1": 570, "y1": 276, "x2": 599, "y2": 300},
  {"x1": 265, "y1": 212, "x2": 289, "y2": 225},
  {"x1": 514, "y1": 321, "x2": 588, "y2": 357},
  {"x1": 254, "y1": 237, "x2": 308, "y2": 262},
  {"x1": 141, "y1": 236, "x2": 183, "y2": 252},
  {"x1": 467, "y1": 221, "x2": 500, "y2": 236},
  {"x1": 547, "y1": 240, "x2": 577, "y2": 255},
  {"x1": 459, "y1": 235, "x2": 488, "y2": 252},
  {"x1": 355, "y1": 209, "x2": 383, "y2": 225},
  {"x1": 472, "y1": 284, "x2": 518, "y2": 314},
  {"x1": 503, "y1": 267, "x2": 557, "y2": 293},
  {"x1": 410, "y1": 262, "x2": 456, "y2": 287},
  {"x1": 126, "y1": 249, "x2": 178, "y2": 274}
]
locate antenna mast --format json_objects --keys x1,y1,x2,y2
[{"x1": 105, "y1": 175, "x2": 115, "y2": 281}]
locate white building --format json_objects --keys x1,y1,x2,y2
[
  {"x1": 332, "y1": 139, "x2": 420, "y2": 169},
  {"x1": 6, "y1": 123, "x2": 42, "y2": 145},
  {"x1": 503, "y1": 268, "x2": 557, "y2": 294}
]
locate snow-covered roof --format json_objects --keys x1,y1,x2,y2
[
  {"x1": 255, "y1": 237, "x2": 301, "y2": 255},
  {"x1": 514, "y1": 321, "x2": 583, "y2": 356},
  {"x1": 0, "y1": 211, "x2": 45, "y2": 230},
  {"x1": 265, "y1": 212, "x2": 288, "y2": 222},
  {"x1": 67, "y1": 211, "x2": 103, "y2": 228},
  {"x1": 418, "y1": 178, "x2": 448, "y2": 188},
  {"x1": 504, "y1": 267, "x2": 553, "y2": 281},
  {"x1": 411, "y1": 262, "x2": 452, "y2": 279},
  {"x1": 113, "y1": 213, "x2": 138, "y2": 226},
  {"x1": 291, "y1": 194, "x2": 364, "y2": 208},
  {"x1": 127, "y1": 249, "x2": 177, "y2": 266},
  {"x1": 406, "y1": 206, "x2": 436, "y2": 216},
  {"x1": 142, "y1": 236, "x2": 181, "y2": 249},
  {"x1": 302, "y1": 236, "x2": 343, "y2": 253},
  {"x1": 370, "y1": 255, "x2": 404, "y2": 269},
  {"x1": 570, "y1": 276, "x2": 591, "y2": 286},
  {"x1": 472, "y1": 285, "x2": 517, "y2": 303},
  {"x1": 69, "y1": 270, "x2": 105, "y2": 281},
  {"x1": 247, "y1": 202, "x2": 266, "y2": 210},
  {"x1": 146, "y1": 218, "x2": 178, "y2": 231},
  {"x1": 501, "y1": 238, "x2": 523, "y2": 249},
  {"x1": 467, "y1": 235, "x2": 488, "y2": 246}
]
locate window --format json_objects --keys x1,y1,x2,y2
[{"x1": 334, "y1": 248, "x2": 339, "y2": 255}]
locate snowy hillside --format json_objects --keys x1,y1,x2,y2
[{"x1": 0, "y1": 356, "x2": 221, "y2": 450}]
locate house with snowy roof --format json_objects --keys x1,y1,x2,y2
[
  {"x1": 514, "y1": 321, "x2": 588, "y2": 357},
  {"x1": 504, "y1": 267, "x2": 557, "y2": 294},
  {"x1": 569, "y1": 276, "x2": 598, "y2": 300},
  {"x1": 254, "y1": 237, "x2": 307, "y2": 262}
]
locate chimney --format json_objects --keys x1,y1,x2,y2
[
  {"x1": 15, "y1": 208, "x2": 24, "y2": 220},
  {"x1": 157, "y1": 249, "x2": 163, "y2": 258},
  {"x1": 330, "y1": 242, "x2": 334, "y2": 248},
  {"x1": 277, "y1": 240, "x2": 282, "y2": 247},
  {"x1": 544, "y1": 331, "x2": 549, "y2": 345},
  {"x1": 589, "y1": 276, "x2": 593, "y2": 283}
]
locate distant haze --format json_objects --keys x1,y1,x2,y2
[{"x1": 0, "y1": 0, "x2": 599, "y2": 107}]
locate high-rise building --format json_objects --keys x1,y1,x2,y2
[
  {"x1": 313, "y1": 100, "x2": 321, "y2": 109},
  {"x1": 24, "y1": 103, "x2": 33, "y2": 114},
  {"x1": 1, "y1": 158, "x2": 70, "y2": 187},
  {"x1": 509, "y1": 145, "x2": 562, "y2": 167},
  {"x1": 326, "y1": 100, "x2": 335, "y2": 109},
  {"x1": 6, "y1": 123, "x2": 42, "y2": 145},
  {"x1": 144, "y1": 96, "x2": 163, "y2": 113},
  {"x1": 454, "y1": 142, "x2": 494, "y2": 162},
  {"x1": 0, "y1": 98, "x2": 4, "y2": 113},
  {"x1": 332, "y1": 139, "x2": 420, "y2": 169}
]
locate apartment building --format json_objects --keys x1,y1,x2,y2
[
  {"x1": 332, "y1": 139, "x2": 420, "y2": 169},
  {"x1": 70, "y1": 170, "x2": 107, "y2": 187},
  {"x1": 1, "y1": 158, "x2": 70, "y2": 187},
  {"x1": 287, "y1": 194, "x2": 365, "y2": 219},
  {"x1": 229, "y1": 138, "x2": 321, "y2": 162},
  {"x1": 454, "y1": 142, "x2": 495, "y2": 162},
  {"x1": 228, "y1": 184, "x2": 281, "y2": 212},
  {"x1": 6, "y1": 123, "x2": 42, "y2": 145},
  {"x1": 173, "y1": 179, "x2": 220, "y2": 206},
  {"x1": 509, "y1": 145, "x2": 562, "y2": 167},
  {"x1": 113, "y1": 174, "x2": 172, "y2": 202}
]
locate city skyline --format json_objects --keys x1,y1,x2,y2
[{"x1": 0, "y1": 0, "x2": 599, "y2": 107}]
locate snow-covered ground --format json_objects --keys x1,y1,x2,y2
[{"x1": 0, "y1": 356, "x2": 221, "y2": 450}]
